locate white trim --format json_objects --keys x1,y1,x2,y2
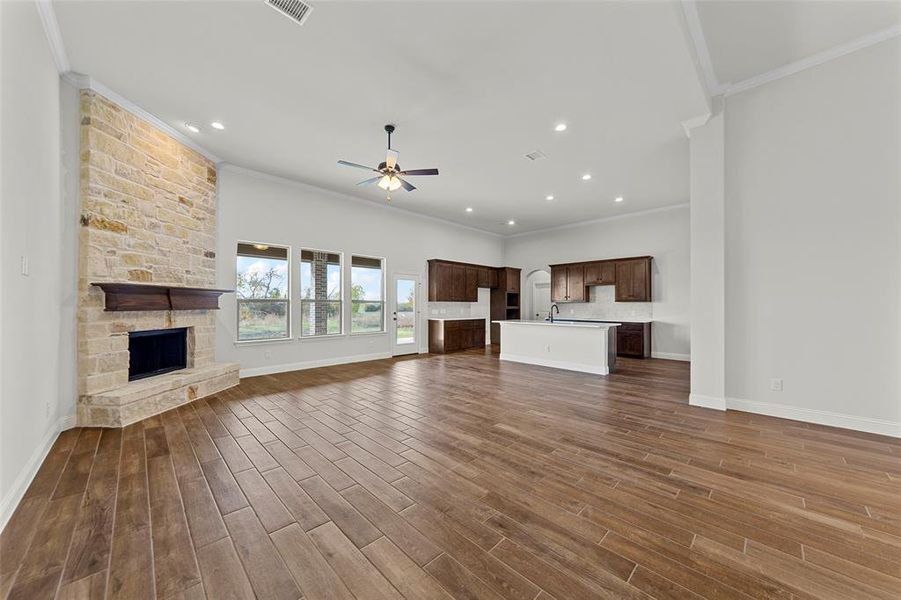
[
  {"x1": 499, "y1": 353, "x2": 609, "y2": 376},
  {"x1": 652, "y1": 352, "x2": 690, "y2": 362},
  {"x1": 35, "y1": 0, "x2": 70, "y2": 73},
  {"x1": 680, "y1": 0, "x2": 720, "y2": 98},
  {"x1": 689, "y1": 393, "x2": 726, "y2": 410},
  {"x1": 61, "y1": 73, "x2": 222, "y2": 163},
  {"x1": 505, "y1": 203, "x2": 689, "y2": 239},
  {"x1": 725, "y1": 397, "x2": 901, "y2": 439},
  {"x1": 722, "y1": 25, "x2": 901, "y2": 98},
  {"x1": 219, "y1": 164, "x2": 504, "y2": 239},
  {"x1": 681, "y1": 113, "x2": 711, "y2": 139},
  {"x1": 239, "y1": 351, "x2": 392, "y2": 378},
  {"x1": 0, "y1": 413, "x2": 75, "y2": 533}
]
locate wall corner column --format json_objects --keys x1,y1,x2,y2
[{"x1": 688, "y1": 103, "x2": 726, "y2": 410}]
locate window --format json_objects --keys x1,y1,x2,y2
[
  {"x1": 236, "y1": 243, "x2": 290, "y2": 341},
  {"x1": 300, "y1": 249, "x2": 342, "y2": 337},
  {"x1": 351, "y1": 255, "x2": 385, "y2": 334}
]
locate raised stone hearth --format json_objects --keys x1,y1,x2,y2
[{"x1": 76, "y1": 90, "x2": 238, "y2": 427}]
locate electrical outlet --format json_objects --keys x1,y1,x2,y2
[
  {"x1": 21, "y1": 256, "x2": 29, "y2": 276},
  {"x1": 264, "y1": 350, "x2": 272, "y2": 359},
  {"x1": 770, "y1": 378, "x2": 783, "y2": 392},
  {"x1": 45, "y1": 401, "x2": 50, "y2": 417},
  {"x1": 569, "y1": 308, "x2": 574, "y2": 315},
  {"x1": 545, "y1": 344, "x2": 551, "y2": 353}
]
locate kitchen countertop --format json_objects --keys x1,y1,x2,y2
[
  {"x1": 548, "y1": 317, "x2": 653, "y2": 324},
  {"x1": 428, "y1": 317, "x2": 488, "y2": 321},
  {"x1": 493, "y1": 320, "x2": 621, "y2": 329}
]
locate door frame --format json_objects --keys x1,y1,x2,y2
[{"x1": 391, "y1": 273, "x2": 421, "y2": 356}]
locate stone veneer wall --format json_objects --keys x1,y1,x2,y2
[{"x1": 77, "y1": 90, "x2": 237, "y2": 425}]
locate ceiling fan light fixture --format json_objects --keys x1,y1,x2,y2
[{"x1": 378, "y1": 175, "x2": 402, "y2": 191}]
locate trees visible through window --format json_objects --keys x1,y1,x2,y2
[
  {"x1": 300, "y1": 250, "x2": 342, "y2": 337},
  {"x1": 236, "y1": 243, "x2": 289, "y2": 341},
  {"x1": 351, "y1": 255, "x2": 385, "y2": 334}
]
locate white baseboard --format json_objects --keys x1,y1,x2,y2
[
  {"x1": 725, "y1": 397, "x2": 901, "y2": 439},
  {"x1": 652, "y1": 352, "x2": 690, "y2": 362},
  {"x1": 689, "y1": 393, "x2": 726, "y2": 410},
  {"x1": 500, "y1": 353, "x2": 608, "y2": 375},
  {"x1": 0, "y1": 413, "x2": 75, "y2": 533},
  {"x1": 239, "y1": 352, "x2": 393, "y2": 378}
]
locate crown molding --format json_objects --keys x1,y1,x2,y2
[
  {"x1": 62, "y1": 73, "x2": 223, "y2": 163},
  {"x1": 35, "y1": 0, "x2": 70, "y2": 73},
  {"x1": 218, "y1": 163, "x2": 505, "y2": 239},
  {"x1": 681, "y1": 113, "x2": 712, "y2": 138},
  {"x1": 722, "y1": 25, "x2": 901, "y2": 97},
  {"x1": 505, "y1": 203, "x2": 689, "y2": 240},
  {"x1": 680, "y1": 0, "x2": 720, "y2": 99}
]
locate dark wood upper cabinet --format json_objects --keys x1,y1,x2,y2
[
  {"x1": 427, "y1": 260, "x2": 519, "y2": 303},
  {"x1": 465, "y1": 267, "x2": 479, "y2": 302},
  {"x1": 550, "y1": 256, "x2": 651, "y2": 303},
  {"x1": 551, "y1": 266, "x2": 567, "y2": 302},
  {"x1": 584, "y1": 261, "x2": 616, "y2": 285},
  {"x1": 566, "y1": 264, "x2": 585, "y2": 302},
  {"x1": 550, "y1": 264, "x2": 585, "y2": 302},
  {"x1": 615, "y1": 257, "x2": 651, "y2": 302}
]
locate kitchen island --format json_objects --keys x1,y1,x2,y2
[{"x1": 493, "y1": 320, "x2": 619, "y2": 375}]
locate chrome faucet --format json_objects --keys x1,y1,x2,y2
[{"x1": 549, "y1": 303, "x2": 559, "y2": 323}]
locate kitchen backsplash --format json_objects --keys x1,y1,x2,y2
[
  {"x1": 557, "y1": 285, "x2": 653, "y2": 321},
  {"x1": 427, "y1": 289, "x2": 491, "y2": 318}
]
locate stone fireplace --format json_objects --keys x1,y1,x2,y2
[{"x1": 76, "y1": 90, "x2": 238, "y2": 427}]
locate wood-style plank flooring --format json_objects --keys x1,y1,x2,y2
[{"x1": 2, "y1": 350, "x2": 900, "y2": 599}]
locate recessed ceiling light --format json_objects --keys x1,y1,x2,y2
[
  {"x1": 465, "y1": 207, "x2": 473, "y2": 213},
  {"x1": 507, "y1": 220, "x2": 516, "y2": 226},
  {"x1": 615, "y1": 196, "x2": 624, "y2": 203},
  {"x1": 211, "y1": 121, "x2": 225, "y2": 130},
  {"x1": 545, "y1": 195, "x2": 554, "y2": 201},
  {"x1": 581, "y1": 173, "x2": 592, "y2": 181},
  {"x1": 185, "y1": 123, "x2": 200, "y2": 133},
  {"x1": 554, "y1": 123, "x2": 567, "y2": 132}
]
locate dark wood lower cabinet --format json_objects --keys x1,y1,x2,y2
[
  {"x1": 429, "y1": 319, "x2": 487, "y2": 354},
  {"x1": 616, "y1": 322, "x2": 651, "y2": 358}
]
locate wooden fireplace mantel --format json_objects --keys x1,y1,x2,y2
[{"x1": 91, "y1": 282, "x2": 234, "y2": 311}]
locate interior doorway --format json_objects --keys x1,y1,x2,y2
[{"x1": 523, "y1": 269, "x2": 551, "y2": 321}]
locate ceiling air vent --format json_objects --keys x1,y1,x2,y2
[
  {"x1": 267, "y1": 0, "x2": 313, "y2": 26},
  {"x1": 524, "y1": 150, "x2": 547, "y2": 161}
]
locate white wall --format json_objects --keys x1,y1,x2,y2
[
  {"x1": 503, "y1": 205, "x2": 691, "y2": 360},
  {"x1": 215, "y1": 166, "x2": 504, "y2": 376},
  {"x1": 723, "y1": 38, "x2": 900, "y2": 434},
  {"x1": 689, "y1": 111, "x2": 726, "y2": 409},
  {"x1": 0, "y1": 1, "x2": 70, "y2": 529}
]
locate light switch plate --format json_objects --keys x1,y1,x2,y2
[
  {"x1": 770, "y1": 378, "x2": 783, "y2": 392},
  {"x1": 20, "y1": 256, "x2": 29, "y2": 276}
]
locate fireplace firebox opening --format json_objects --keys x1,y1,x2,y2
[{"x1": 128, "y1": 327, "x2": 188, "y2": 381}]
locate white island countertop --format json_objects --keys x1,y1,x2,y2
[
  {"x1": 494, "y1": 320, "x2": 621, "y2": 328},
  {"x1": 493, "y1": 320, "x2": 619, "y2": 375}
]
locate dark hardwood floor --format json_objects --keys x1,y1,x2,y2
[{"x1": 2, "y1": 351, "x2": 899, "y2": 599}]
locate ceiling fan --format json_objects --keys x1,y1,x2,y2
[{"x1": 338, "y1": 124, "x2": 439, "y2": 201}]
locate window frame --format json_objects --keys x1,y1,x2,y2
[
  {"x1": 235, "y1": 240, "x2": 292, "y2": 343},
  {"x1": 349, "y1": 254, "x2": 387, "y2": 336},
  {"x1": 298, "y1": 248, "x2": 345, "y2": 339}
]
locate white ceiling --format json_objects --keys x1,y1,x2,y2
[
  {"x1": 51, "y1": 1, "x2": 898, "y2": 235},
  {"x1": 697, "y1": 0, "x2": 900, "y2": 86},
  {"x1": 54, "y1": 0, "x2": 707, "y2": 235}
]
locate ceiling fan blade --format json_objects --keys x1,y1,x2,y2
[
  {"x1": 386, "y1": 149, "x2": 399, "y2": 170},
  {"x1": 357, "y1": 176, "x2": 382, "y2": 186},
  {"x1": 397, "y1": 177, "x2": 416, "y2": 192},
  {"x1": 398, "y1": 168, "x2": 439, "y2": 176},
  {"x1": 338, "y1": 160, "x2": 379, "y2": 172}
]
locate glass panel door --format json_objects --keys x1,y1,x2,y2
[{"x1": 393, "y1": 276, "x2": 418, "y2": 355}]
